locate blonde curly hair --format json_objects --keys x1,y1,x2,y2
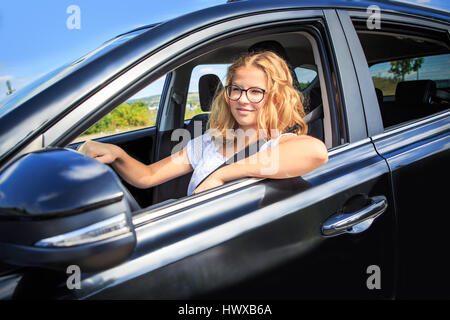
[{"x1": 208, "y1": 50, "x2": 308, "y2": 141}]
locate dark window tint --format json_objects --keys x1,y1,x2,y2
[
  {"x1": 356, "y1": 29, "x2": 450, "y2": 129},
  {"x1": 370, "y1": 54, "x2": 450, "y2": 97}
]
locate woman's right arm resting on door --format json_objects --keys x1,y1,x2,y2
[{"x1": 79, "y1": 140, "x2": 193, "y2": 189}]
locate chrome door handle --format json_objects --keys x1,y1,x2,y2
[{"x1": 321, "y1": 196, "x2": 387, "y2": 237}]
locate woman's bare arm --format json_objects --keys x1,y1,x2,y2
[
  {"x1": 193, "y1": 134, "x2": 328, "y2": 194},
  {"x1": 79, "y1": 140, "x2": 193, "y2": 189}
]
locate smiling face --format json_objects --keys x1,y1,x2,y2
[
  {"x1": 208, "y1": 51, "x2": 307, "y2": 141},
  {"x1": 228, "y1": 65, "x2": 268, "y2": 132}
]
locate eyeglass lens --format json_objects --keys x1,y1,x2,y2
[{"x1": 226, "y1": 86, "x2": 264, "y2": 103}]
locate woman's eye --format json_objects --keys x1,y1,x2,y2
[{"x1": 232, "y1": 87, "x2": 241, "y2": 92}]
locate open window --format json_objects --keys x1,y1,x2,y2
[
  {"x1": 147, "y1": 29, "x2": 340, "y2": 204},
  {"x1": 184, "y1": 64, "x2": 228, "y2": 121},
  {"x1": 67, "y1": 21, "x2": 343, "y2": 210},
  {"x1": 74, "y1": 76, "x2": 167, "y2": 143}
]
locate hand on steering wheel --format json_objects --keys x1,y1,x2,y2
[{"x1": 77, "y1": 140, "x2": 118, "y2": 164}]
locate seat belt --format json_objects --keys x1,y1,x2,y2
[{"x1": 194, "y1": 124, "x2": 299, "y2": 191}]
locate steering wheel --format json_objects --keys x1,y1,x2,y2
[{"x1": 75, "y1": 141, "x2": 142, "y2": 212}]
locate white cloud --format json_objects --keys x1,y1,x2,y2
[
  {"x1": 0, "y1": 75, "x2": 13, "y2": 82},
  {"x1": 198, "y1": 67, "x2": 216, "y2": 75},
  {"x1": 60, "y1": 162, "x2": 109, "y2": 181}
]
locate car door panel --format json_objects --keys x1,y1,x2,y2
[
  {"x1": 371, "y1": 115, "x2": 450, "y2": 298},
  {"x1": 29, "y1": 139, "x2": 395, "y2": 299},
  {"x1": 340, "y1": 9, "x2": 450, "y2": 298}
]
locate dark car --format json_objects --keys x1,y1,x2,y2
[{"x1": 0, "y1": 0, "x2": 448, "y2": 300}]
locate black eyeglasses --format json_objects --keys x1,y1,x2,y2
[{"x1": 225, "y1": 85, "x2": 266, "y2": 103}]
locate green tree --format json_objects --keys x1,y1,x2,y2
[
  {"x1": 81, "y1": 100, "x2": 153, "y2": 136},
  {"x1": 389, "y1": 57, "x2": 424, "y2": 81}
]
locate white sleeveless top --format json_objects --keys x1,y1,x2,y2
[{"x1": 185, "y1": 131, "x2": 296, "y2": 195}]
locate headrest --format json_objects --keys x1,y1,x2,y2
[
  {"x1": 395, "y1": 80, "x2": 436, "y2": 105},
  {"x1": 248, "y1": 40, "x2": 291, "y2": 63},
  {"x1": 248, "y1": 40, "x2": 301, "y2": 94},
  {"x1": 375, "y1": 88, "x2": 383, "y2": 106},
  {"x1": 198, "y1": 74, "x2": 223, "y2": 112}
]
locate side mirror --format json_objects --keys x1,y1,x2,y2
[{"x1": 0, "y1": 148, "x2": 136, "y2": 272}]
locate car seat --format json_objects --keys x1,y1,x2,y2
[
  {"x1": 381, "y1": 80, "x2": 438, "y2": 127},
  {"x1": 248, "y1": 40, "x2": 324, "y2": 141},
  {"x1": 185, "y1": 74, "x2": 223, "y2": 138}
]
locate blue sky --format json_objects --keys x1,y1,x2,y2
[
  {"x1": 0, "y1": 0, "x2": 224, "y2": 98},
  {"x1": 0, "y1": 0, "x2": 449, "y2": 99}
]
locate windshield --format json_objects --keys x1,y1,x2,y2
[{"x1": 0, "y1": 28, "x2": 148, "y2": 118}]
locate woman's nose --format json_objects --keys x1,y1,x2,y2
[{"x1": 238, "y1": 91, "x2": 250, "y2": 103}]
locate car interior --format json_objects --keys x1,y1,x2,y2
[
  {"x1": 70, "y1": 30, "x2": 334, "y2": 211},
  {"x1": 70, "y1": 24, "x2": 450, "y2": 213},
  {"x1": 355, "y1": 28, "x2": 450, "y2": 129}
]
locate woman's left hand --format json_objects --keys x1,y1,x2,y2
[{"x1": 193, "y1": 172, "x2": 225, "y2": 194}]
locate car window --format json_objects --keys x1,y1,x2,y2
[
  {"x1": 370, "y1": 54, "x2": 450, "y2": 97},
  {"x1": 355, "y1": 28, "x2": 450, "y2": 129},
  {"x1": 73, "y1": 75, "x2": 166, "y2": 142},
  {"x1": 184, "y1": 64, "x2": 228, "y2": 121},
  {"x1": 294, "y1": 66, "x2": 318, "y2": 91}
]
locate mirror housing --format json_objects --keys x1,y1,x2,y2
[{"x1": 0, "y1": 148, "x2": 136, "y2": 272}]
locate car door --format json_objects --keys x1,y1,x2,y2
[
  {"x1": 341, "y1": 9, "x2": 450, "y2": 299},
  {"x1": 1, "y1": 5, "x2": 396, "y2": 299}
]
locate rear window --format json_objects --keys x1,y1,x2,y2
[
  {"x1": 294, "y1": 66, "x2": 317, "y2": 91},
  {"x1": 370, "y1": 54, "x2": 450, "y2": 96}
]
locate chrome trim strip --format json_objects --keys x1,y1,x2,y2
[
  {"x1": 371, "y1": 110, "x2": 450, "y2": 141},
  {"x1": 327, "y1": 137, "x2": 371, "y2": 157},
  {"x1": 35, "y1": 213, "x2": 130, "y2": 248},
  {"x1": 348, "y1": 10, "x2": 449, "y2": 29},
  {"x1": 132, "y1": 177, "x2": 263, "y2": 227}
]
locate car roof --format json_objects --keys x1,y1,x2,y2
[
  {"x1": 113, "y1": 0, "x2": 449, "y2": 41},
  {"x1": 225, "y1": 0, "x2": 449, "y2": 20},
  {"x1": 0, "y1": 0, "x2": 448, "y2": 165}
]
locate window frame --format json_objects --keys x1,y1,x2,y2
[
  {"x1": 183, "y1": 63, "x2": 228, "y2": 121},
  {"x1": 134, "y1": 16, "x2": 351, "y2": 221},
  {"x1": 155, "y1": 20, "x2": 346, "y2": 149},
  {"x1": 36, "y1": 10, "x2": 346, "y2": 151},
  {"x1": 31, "y1": 10, "x2": 347, "y2": 220},
  {"x1": 71, "y1": 74, "x2": 168, "y2": 143},
  {"x1": 344, "y1": 9, "x2": 450, "y2": 135},
  {"x1": 294, "y1": 65, "x2": 319, "y2": 91},
  {"x1": 368, "y1": 53, "x2": 450, "y2": 98}
]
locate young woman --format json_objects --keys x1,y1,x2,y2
[{"x1": 79, "y1": 51, "x2": 328, "y2": 197}]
